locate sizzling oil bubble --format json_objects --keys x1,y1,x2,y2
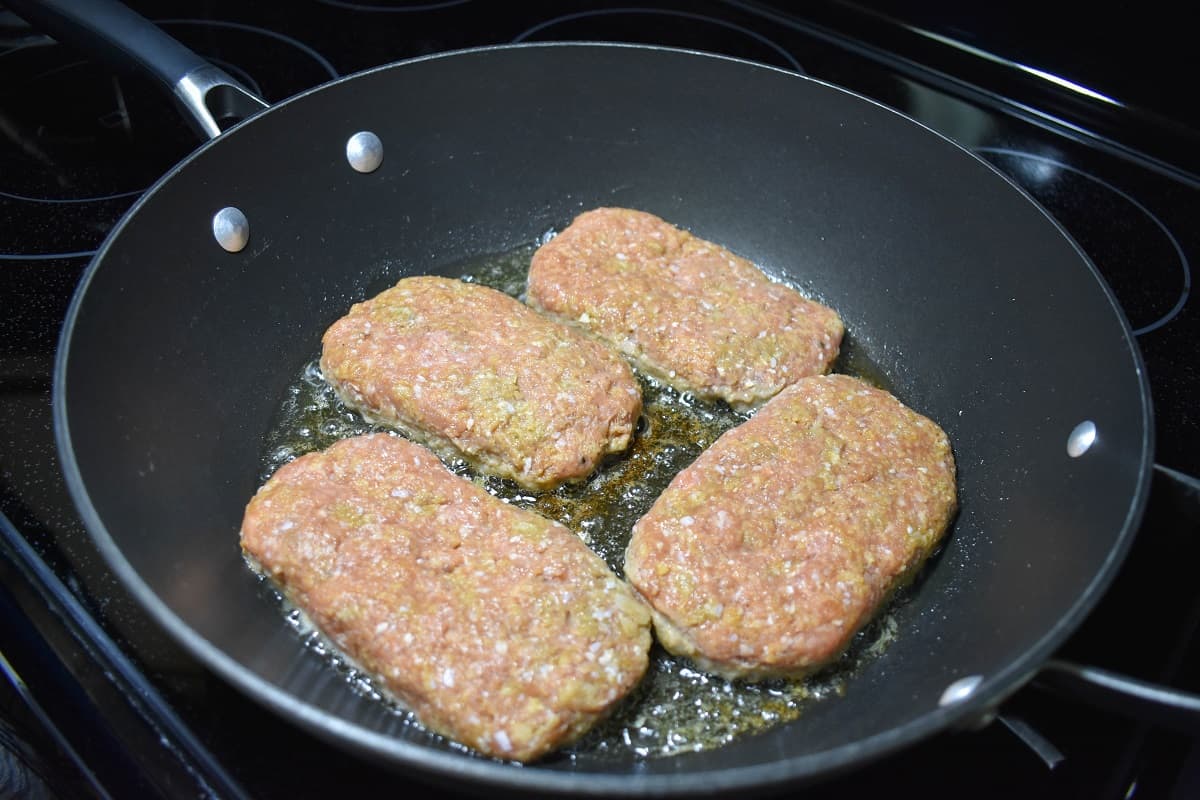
[
  {"x1": 260, "y1": 360, "x2": 384, "y2": 482},
  {"x1": 458, "y1": 242, "x2": 538, "y2": 301},
  {"x1": 257, "y1": 241, "x2": 901, "y2": 760}
]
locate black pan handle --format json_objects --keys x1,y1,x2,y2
[
  {"x1": 5, "y1": 0, "x2": 268, "y2": 140},
  {"x1": 1034, "y1": 660, "x2": 1200, "y2": 734},
  {"x1": 1154, "y1": 463, "x2": 1200, "y2": 523},
  {"x1": 1028, "y1": 463, "x2": 1200, "y2": 735}
]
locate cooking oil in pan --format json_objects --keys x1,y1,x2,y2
[{"x1": 257, "y1": 241, "x2": 903, "y2": 760}]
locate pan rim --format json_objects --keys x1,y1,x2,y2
[{"x1": 51, "y1": 41, "x2": 1155, "y2": 794}]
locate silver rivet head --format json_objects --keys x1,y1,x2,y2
[
  {"x1": 1067, "y1": 420, "x2": 1097, "y2": 458},
  {"x1": 939, "y1": 674, "x2": 984, "y2": 707},
  {"x1": 212, "y1": 206, "x2": 249, "y2": 253},
  {"x1": 346, "y1": 131, "x2": 383, "y2": 173}
]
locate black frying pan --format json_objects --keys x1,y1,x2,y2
[{"x1": 14, "y1": 0, "x2": 1163, "y2": 795}]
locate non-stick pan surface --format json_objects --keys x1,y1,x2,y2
[{"x1": 53, "y1": 43, "x2": 1151, "y2": 795}]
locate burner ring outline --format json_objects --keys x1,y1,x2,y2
[
  {"x1": 156, "y1": 19, "x2": 340, "y2": 82},
  {"x1": 0, "y1": 188, "x2": 143, "y2": 205},
  {"x1": 315, "y1": 0, "x2": 471, "y2": 10},
  {"x1": 512, "y1": 7, "x2": 805, "y2": 74},
  {"x1": 975, "y1": 146, "x2": 1190, "y2": 336},
  {"x1": 0, "y1": 250, "x2": 95, "y2": 262}
]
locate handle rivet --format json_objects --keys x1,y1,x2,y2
[
  {"x1": 1067, "y1": 420, "x2": 1097, "y2": 458},
  {"x1": 939, "y1": 674, "x2": 984, "y2": 706},
  {"x1": 212, "y1": 206, "x2": 249, "y2": 253},
  {"x1": 346, "y1": 131, "x2": 383, "y2": 173}
]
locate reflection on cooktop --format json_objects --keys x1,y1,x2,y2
[
  {"x1": 0, "y1": 43, "x2": 190, "y2": 203},
  {"x1": 0, "y1": 18, "x2": 337, "y2": 259}
]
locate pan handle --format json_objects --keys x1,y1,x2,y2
[
  {"x1": 1028, "y1": 463, "x2": 1200, "y2": 735},
  {"x1": 1033, "y1": 660, "x2": 1200, "y2": 734},
  {"x1": 5, "y1": 0, "x2": 268, "y2": 140}
]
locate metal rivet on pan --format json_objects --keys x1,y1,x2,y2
[
  {"x1": 1067, "y1": 420, "x2": 1097, "y2": 458},
  {"x1": 938, "y1": 674, "x2": 984, "y2": 707},
  {"x1": 346, "y1": 131, "x2": 383, "y2": 173},
  {"x1": 212, "y1": 206, "x2": 249, "y2": 253}
]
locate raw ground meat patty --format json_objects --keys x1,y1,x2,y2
[
  {"x1": 320, "y1": 275, "x2": 641, "y2": 491},
  {"x1": 624, "y1": 374, "x2": 956, "y2": 681},
  {"x1": 240, "y1": 433, "x2": 652, "y2": 762},
  {"x1": 526, "y1": 207, "x2": 844, "y2": 410}
]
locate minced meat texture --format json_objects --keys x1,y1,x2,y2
[
  {"x1": 624, "y1": 375, "x2": 956, "y2": 681},
  {"x1": 527, "y1": 208, "x2": 844, "y2": 411},
  {"x1": 320, "y1": 276, "x2": 641, "y2": 491},
  {"x1": 240, "y1": 433, "x2": 652, "y2": 762}
]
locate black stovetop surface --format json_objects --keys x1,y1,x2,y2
[{"x1": 1, "y1": 2, "x2": 1198, "y2": 798}]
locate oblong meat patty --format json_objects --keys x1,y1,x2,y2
[
  {"x1": 240, "y1": 433, "x2": 652, "y2": 762},
  {"x1": 320, "y1": 276, "x2": 641, "y2": 491},
  {"x1": 527, "y1": 208, "x2": 844, "y2": 410},
  {"x1": 624, "y1": 374, "x2": 956, "y2": 681}
]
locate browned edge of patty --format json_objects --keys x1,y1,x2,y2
[
  {"x1": 240, "y1": 432, "x2": 652, "y2": 761},
  {"x1": 527, "y1": 207, "x2": 844, "y2": 411},
  {"x1": 624, "y1": 374, "x2": 957, "y2": 681},
  {"x1": 319, "y1": 275, "x2": 642, "y2": 491}
]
